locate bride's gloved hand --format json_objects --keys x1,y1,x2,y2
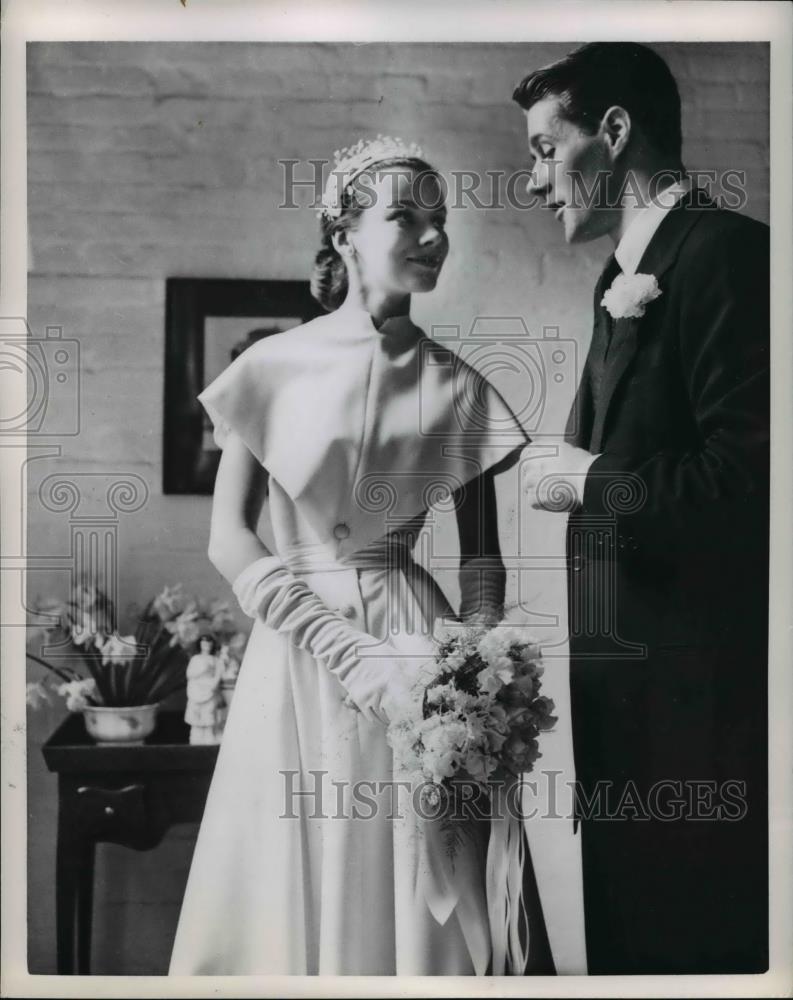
[
  {"x1": 232, "y1": 555, "x2": 435, "y2": 725},
  {"x1": 375, "y1": 643, "x2": 436, "y2": 724}
]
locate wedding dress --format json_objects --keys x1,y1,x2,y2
[{"x1": 168, "y1": 304, "x2": 528, "y2": 975}]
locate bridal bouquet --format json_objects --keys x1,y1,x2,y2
[
  {"x1": 387, "y1": 625, "x2": 557, "y2": 850},
  {"x1": 26, "y1": 579, "x2": 248, "y2": 710}
]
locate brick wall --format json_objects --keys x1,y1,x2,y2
[{"x1": 25, "y1": 41, "x2": 769, "y2": 973}]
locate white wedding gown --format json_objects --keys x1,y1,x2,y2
[
  {"x1": 170, "y1": 523, "x2": 487, "y2": 973},
  {"x1": 169, "y1": 306, "x2": 530, "y2": 975}
]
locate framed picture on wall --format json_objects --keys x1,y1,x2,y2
[{"x1": 163, "y1": 278, "x2": 324, "y2": 494}]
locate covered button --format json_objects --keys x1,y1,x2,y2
[{"x1": 333, "y1": 522, "x2": 351, "y2": 540}]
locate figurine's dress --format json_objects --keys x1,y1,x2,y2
[
  {"x1": 184, "y1": 655, "x2": 222, "y2": 727},
  {"x1": 169, "y1": 306, "x2": 528, "y2": 975}
]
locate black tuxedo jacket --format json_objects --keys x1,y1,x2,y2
[{"x1": 564, "y1": 191, "x2": 769, "y2": 973}]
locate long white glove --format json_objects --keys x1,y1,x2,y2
[{"x1": 232, "y1": 555, "x2": 434, "y2": 724}]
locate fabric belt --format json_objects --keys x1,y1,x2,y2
[{"x1": 281, "y1": 537, "x2": 416, "y2": 575}]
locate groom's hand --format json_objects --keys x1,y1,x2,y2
[{"x1": 522, "y1": 442, "x2": 598, "y2": 512}]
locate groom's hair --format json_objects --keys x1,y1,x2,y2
[{"x1": 513, "y1": 42, "x2": 683, "y2": 163}]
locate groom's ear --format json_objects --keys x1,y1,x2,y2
[{"x1": 601, "y1": 105, "x2": 632, "y2": 159}]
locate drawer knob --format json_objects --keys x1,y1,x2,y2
[{"x1": 104, "y1": 806, "x2": 115, "y2": 816}]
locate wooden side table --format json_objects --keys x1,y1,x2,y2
[{"x1": 42, "y1": 711, "x2": 218, "y2": 974}]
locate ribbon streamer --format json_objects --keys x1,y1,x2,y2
[{"x1": 486, "y1": 782, "x2": 529, "y2": 975}]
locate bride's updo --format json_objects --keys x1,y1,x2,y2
[{"x1": 310, "y1": 139, "x2": 439, "y2": 312}]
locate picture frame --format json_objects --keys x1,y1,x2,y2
[{"x1": 163, "y1": 278, "x2": 324, "y2": 494}]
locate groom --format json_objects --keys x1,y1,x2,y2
[{"x1": 513, "y1": 43, "x2": 769, "y2": 974}]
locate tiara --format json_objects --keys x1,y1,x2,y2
[{"x1": 317, "y1": 134, "x2": 425, "y2": 220}]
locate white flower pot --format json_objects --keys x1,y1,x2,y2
[{"x1": 83, "y1": 703, "x2": 159, "y2": 745}]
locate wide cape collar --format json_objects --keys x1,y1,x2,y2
[{"x1": 199, "y1": 306, "x2": 529, "y2": 557}]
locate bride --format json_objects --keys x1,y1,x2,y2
[{"x1": 169, "y1": 137, "x2": 546, "y2": 975}]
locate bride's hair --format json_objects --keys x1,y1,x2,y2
[{"x1": 310, "y1": 156, "x2": 439, "y2": 312}]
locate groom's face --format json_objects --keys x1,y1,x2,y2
[{"x1": 525, "y1": 96, "x2": 620, "y2": 243}]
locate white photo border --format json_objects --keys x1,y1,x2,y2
[{"x1": 2, "y1": 1, "x2": 791, "y2": 997}]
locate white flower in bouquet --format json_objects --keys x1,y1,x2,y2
[
  {"x1": 28, "y1": 579, "x2": 244, "y2": 713},
  {"x1": 68, "y1": 578, "x2": 115, "y2": 636},
  {"x1": 165, "y1": 606, "x2": 203, "y2": 647},
  {"x1": 152, "y1": 583, "x2": 188, "y2": 621},
  {"x1": 475, "y1": 628, "x2": 507, "y2": 660},
  {"x1": 26, "y1": 681, "x2": 50, "y2": 708},
  {"x1": 477, "y1": 626, "x2": 539, "y2": 662},
  {"x1": 462, "y1": 708, "x2": 489, "y2": 743},
  {"x1": 455, "y1": 690, "x2": 490, "y2": 715},
  {"x1": 70, "y1": 610, "x2": 104, "y2": 648},
  {"x1": 425, "y1": 687, "x2": 441, "y2": 707},
  {"x1": 421, "y1": 783, "x2": 444, "y2": 810},
  {"x1": 426, "y1": 681, "x2": 460, "y2": 708},
  {"x1": 421, "y1": 716, "x2": 467, "y2": 784},
  {"x1": 443, "y1": 650, "x2": 467, "y2": 672},
  {"x1": 477, "y1": 658, "x2": 515, "y2": 696},
  {"x1": 98, "y1": 633, "x2": 138, "y2": 666},
  {"x1": 388, "y1": 624, "x2": 557, "y2": 851},
  {"x1": 57, "y1": 677, "x2": 97, "y2": 711},
  {"x1": 518, "y1": 640, "x2": 543, "y2": 664}
]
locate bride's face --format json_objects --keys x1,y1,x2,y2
[{"x1": 346, "y1": 166, "x2": 449, "y2": 297}]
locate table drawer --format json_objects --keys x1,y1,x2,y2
[{"x1": 75, "y1": 783, "x2": 148, "y2": 843}]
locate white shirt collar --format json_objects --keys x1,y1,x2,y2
[{"x1": 614, "y1": 178, "x2": 692, "y2": 276}]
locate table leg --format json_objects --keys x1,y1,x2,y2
[{"x1": 56, "y1": 812, "x2": 95, "y2": 974}]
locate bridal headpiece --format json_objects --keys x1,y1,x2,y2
[{"x1": 318, "y1": 134, "x2": 425, "y2": 220}]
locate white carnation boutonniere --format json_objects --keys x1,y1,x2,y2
[{"x1": 601, "y1": 272, "x2": 662, "y2": 320}]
